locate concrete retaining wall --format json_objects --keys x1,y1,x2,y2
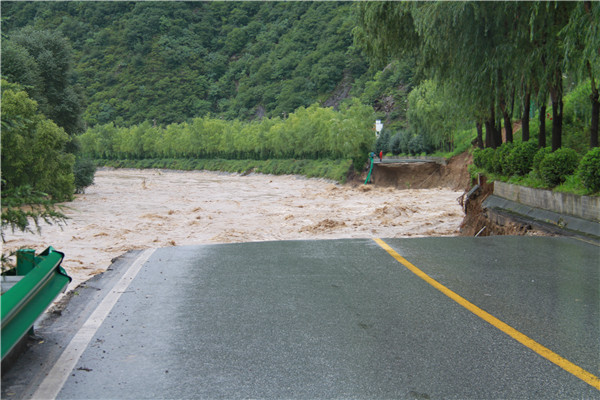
[{"x1": 494, "y1": 181, "x2": 600, "y2": 222}]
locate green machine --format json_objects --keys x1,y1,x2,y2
[{"x1": 1, "y1": 247, "x2": 71, "y2": 362}]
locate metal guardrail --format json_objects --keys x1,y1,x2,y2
[
  {"x1": 1, "y1": 247, "x2": 71, "y2": 361},
  {"x1": 378, "y1": 156, "x2": 447, "y2": 165},
  {"x1": 365, "y1": 157, "x2": 374, "y2": 185}
]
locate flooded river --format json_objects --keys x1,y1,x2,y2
[{"x1": 3, "y1": 168, "x2": 464, "y2": 292}]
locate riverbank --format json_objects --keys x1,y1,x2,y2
[{"x1": 95, "y1": 158, "x2": 355, "y2": 183}]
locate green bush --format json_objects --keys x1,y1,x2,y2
[
  {"x1": 408, "y1": 134, "x2": 427, "y2": 155},
  {"x1": 507, "y1": 140, "x2": 538, "y2": 176},
  {"x1": 578, "y1": 147, "x2": 600, "y2": 193},
  {"x1": 562, "y1": 80, "x2": 593, "y2": 154},
  {"x1": 532, "y1": 146, "x2": 552, "y2": 176},
  {"x1": 389, "y1": 132, "x2": 402, "y2": 155},
  {"x1": 73, "y1": 157, "x2": 97, "y2": 194},
  {"x1": 472, "y1": 148, "x2": 485, "y2": 168},
  {"x1": 481, "y1": 148, "x2": 495, "y2": 172},
  {"x1": 473, "y1": 147, "x2": 495, "y2": 172},
  {"x1": 375, "y1": 130, "x2": 391, "y2": 154},
  {"x1": 494, "y1": 142, "x2": 514, "y2": 175},
  {"x1": 539, "y1": 148, "x2": 580, "y2": 187}
]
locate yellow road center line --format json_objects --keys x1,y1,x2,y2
[{"x1": 373, "y1": 238, "x2": 600, "y2": 391}]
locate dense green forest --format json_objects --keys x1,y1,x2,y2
[
  {"x1": 2, "y1": 1, "x2": 600, "y2": 208},
  {"x1": 3, "y1": 2, "x2": 598, "y2": 151},
  {"x1": 2, "y1": 2, "x2": 375, "y2": 125}
]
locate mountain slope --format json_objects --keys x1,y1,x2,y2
[{"x1": 2, "y1": 2, "x2": 373, "y2": 127}]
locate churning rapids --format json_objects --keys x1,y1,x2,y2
[{"x1": 3, "y1": 168, "x2": 464, "y2": 292}]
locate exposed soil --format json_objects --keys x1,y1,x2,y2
[
  {"x1": 369, "y1": 152, "x2": 472, "y2": 191},
  {"x1": 3, "y1": 168, "x2": 466, "y2": 292},
  {"x1": 458, "y1": 176, "x2": 550, "y2": 237}
]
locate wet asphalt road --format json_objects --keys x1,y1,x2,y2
[{"x1": 2, "y1": 236, "x2": 599, "y2": 399}]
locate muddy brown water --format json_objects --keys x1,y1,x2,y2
[{"x1": 3, "y1": 168, "x2": 464, "y2": 293}]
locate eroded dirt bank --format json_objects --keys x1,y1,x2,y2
[
  {"x1": 459, "y1": 178, "x2": 554, "y2": 238},
  {"x1": 371, "y1": 152, "x2": 472, "y2": 191},
  {"x1": 3, "y1": 168, "x2": 465, "y2": 292}
]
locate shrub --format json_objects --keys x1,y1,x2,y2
[
  {"x1": 532, "y1": 146, "x2": 552, "y2": 176},
  {"x1": 507, "y1": 140, "x2": 538, "y2": 176},
  {"x1": 472, "y1": 148, "x2": 490, "y2": 171},
  {"x1": 390, "y1": 132, "x2": 402, "y2": 155},
  {"x1": 375, "y1": 130, "x2": 391, "y2": 154},
  {"x1": 473, "y1": 147, "x2": 495, "y2": 172},
  {"x1": 408, "y1": 134, "x2": 425, "y2": 155},
  {"x1": 74, "y1": 157, "x2": 97, "y2": 194},
  {"x1": 562, "y1": 80, "x2": 593, "y2": 154},
  {"x1": 399, "y1": 132, "x2": 411, "y2": 154},
  {"x1": 539, "y1": 148, "x2": 580, "y2": 187},
  {"x1": 481, "y1": 147, "x2": 495, "y2": 172},
  {"x1": 493, "y1": 142, "x2": 514, "y2": 175},
  {"x1": 472, "y1": 148, "x2": 485, "y2": 168},
  {"x1": 578, "y1": 147, "x2": 600, "y2": 193}
]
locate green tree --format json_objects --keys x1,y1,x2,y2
[
  {"x1": 356, "y1": 1, "x2": 583, "y2": 153},
  {"x1": 4, "y1": 27, "x2": 85, "y2": 138},
  {"x1": 529, "y1": 2, "x2": 576, "y2": 151},
  {"x1": 1, "y1": 81, "x2": 75, "y2": 201},
  {"x1": 407, "y1": 80, "x2": 467, "y2": 153},
  {"x1": 561, "y1": 1, "x2": 600, "y2": 148},
  {"x1": 355, "y1": 2, "x2": 501, "y2": 148}
]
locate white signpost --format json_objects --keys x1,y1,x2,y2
[{"x1": 375, "y1": 120, "x2": 383, "y2": 137}]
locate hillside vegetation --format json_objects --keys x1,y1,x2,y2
[
  {"x1": 2, "y1": 2, "x2": 372, "y2": 126},
  {"x1": 2, "y1": 1, "x2": 599, "y2": 204}
]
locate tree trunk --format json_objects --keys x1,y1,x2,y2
[
  {"x1": 551, "y1": 97, "x2": 563, "y2": 151},
  {"x1": 591, "y1": 90, "x2": 599, "y2": 148},
  {"x1": 508, "y1": 87, "x2": 515, "y2": 142},
  {"x1": 476, "y1": 122, "x2": 484, "y2": 148},
  {"x1": 522, "y1": 90, "x2": 530, "y2": 141},
  {"x1": 485, "y1": 105, "x2": 500, "y2": 149},
  {"x1": 496, "y1": 117, "x2": 503, "y2": 146},
  {"x1": 588, "y1": 61, "x2": 599, "y2": 148},
  {"x1": 501, "y1": 106, "x2": 513, "y2": 143},
  {"x1": 484, "y1": 120, "x2": 491, "y2": 148},
  {"x1": 549, "y1": 74, "x2": 563, "y2": 151},
  {"x1": 485, "y1": 119, "x2": 495, "y2": 148},
  {"x1": 539, "y1": 103, "x2": 546, "y2": 148},
  {"x1": 499, "y1": 96, "x2": 512, "y2": 143}
]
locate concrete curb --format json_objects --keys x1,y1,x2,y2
[
  {"x1": 483, "y1": 195, "x2": 600, "y2": 240},
  {"x1": 494, "y1": 182, "x2": 600, "y2": 223}
]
